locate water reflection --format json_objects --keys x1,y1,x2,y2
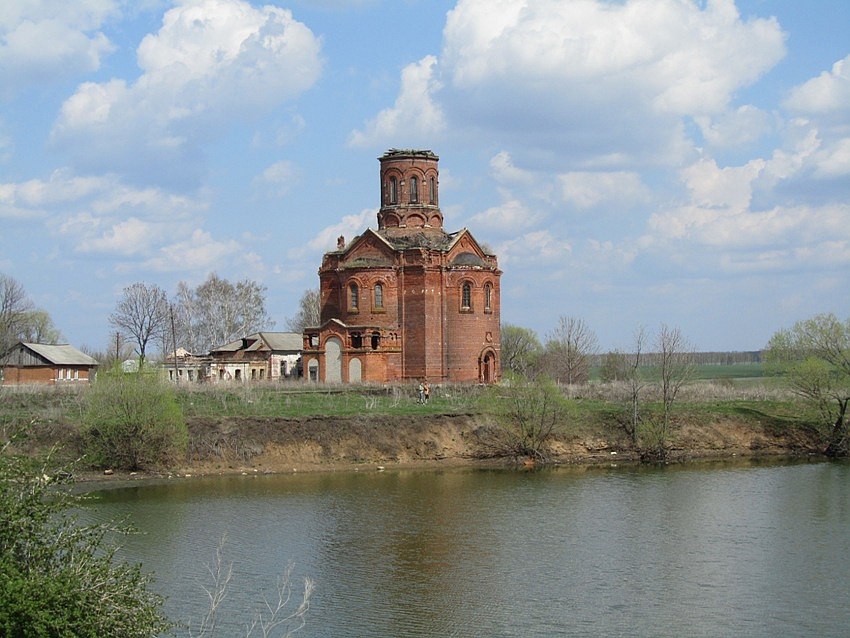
[{"x1": 86, "y1": 460, "x2": 850, "y2": 637}]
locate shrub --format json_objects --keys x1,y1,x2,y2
[
  {"x1": 82, "y1": 371, "x2": 187, "y2": 470},
  {"x1": 481, "y1": 374, "x2": 573, "y2": 463},
  {"x1": 0, "y1": 448, "x2": 172, "y2": 637}
]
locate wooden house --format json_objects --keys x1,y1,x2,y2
[{"x1": 0, "y1": 342, "x2": 99, "y2": 385}]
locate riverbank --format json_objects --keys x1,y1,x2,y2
[
  {"x1": 2, "y1": 383, "x2": 827, "y2": 483},
  {"x1": 71, "y1": 409, "x2": 824, "y2": 483}
]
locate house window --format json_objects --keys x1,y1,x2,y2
[
  {"x1": 371, "y1": 333, "x2": 380, "y2": 350},
  {"x1": 374, "y1": 283, "x2": 383, "y2": 308},
  {"x1": 462, "y1": 282, "x2": 472, "y2": 310},
  {"x1": 485, "y1": 284, "x2": 492, "y2": 312},
  {"x1": 235, "y1": 368, "x2": 241, "y2": 381},
  {"x1": 429, "y1": 177, "x2": 436, "y2": 204},
  {"x1": 389, "y1": 177, "x2": 398, "y2": 204},
  {"x1": 410, "y1": 176, "x2": 418, "y2": 203},
  {"x1": 352, "y1": 333, "x2": 363, "y2": 349},
  {"x1": 349, "y1": 283, "x2": 359, "y2": 310}
]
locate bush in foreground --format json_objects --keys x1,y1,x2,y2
[
  {"x1": 0, "y1": 446, "x2": 171, "y2": 637},
  {"x1": 82, "y1": 371, "x2": 187, "y2": 470}
]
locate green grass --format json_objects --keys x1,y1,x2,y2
[{"x1": 173, "y1": 383, "x2": 486, "y2": 419}]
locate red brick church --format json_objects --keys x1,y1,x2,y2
[{"x1": 302, "y1": 149, "x2": 501, "y2": 384}]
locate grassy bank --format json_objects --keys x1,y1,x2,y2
[{"x1": 0, "y1": 376, "x2": 827, "y2": 477}]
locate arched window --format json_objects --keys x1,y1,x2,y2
[
  {"x1": 461, "y1": 282, "x2": 472, "y2": 310},
  {"x1": 429, "y1": 177, "x2": 436, "y2": 204},
  {"x1": 374, "y1": 283, "x2": 384, "y2": 308},
  {"x1": 349, "y1": 283, "x2": 359, "y2": 310},
  {"x1": 484, "y1": 283, "x2": 492, "y2": 311},
  {"x1": 409, "y1": 176, "x2": 418, "y2": 203},
  {"x1": 389, "y1": 177, "x2": 398, "y2": 204}
]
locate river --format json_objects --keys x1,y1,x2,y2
[{"x1": 86, "y1": 460, "x2": 850, "y2": 637}]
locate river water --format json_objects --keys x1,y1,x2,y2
[{"x1": 87, "y1": 460, "x2": 850, "y2": 637}]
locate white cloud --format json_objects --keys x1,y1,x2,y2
[
  {"x1": 680, "y1": 158, "x2": 764, "y2": 210},
  {"x1": 51, "y1": 0, "x2": 323, "y2": 185},
  {"x1": 785, "y1": 54, "x2": 850, "y2": 118},
  {"x1": 469, "y1": 197, "x2": 542, "y2": 233},
  {"x1": 496, "y1": 229, "x2": 571, "y2": 267},
  {"x1": 77, "y1": 217, "x2": 157, "y2": 255},
  {"x1": 141, "y1": 229, "x2": 244, "y2": 272},
  {"x1": 0, "y1": 1, "x2": 117, "y2": 98},
  {"x1": 288, "y1": 208, "x2": 375, "y2": 260},
  {"x1": 558, "y1": 171, "x2": 649, "y2": 209},
  {"x1": 252, "y1": 160, "x2": 300, "y2": 198},
  {"x1": 489, "y1": 150, "x2": 534, "y2": 185},
  {"x1": 348, "y1": 55, "x2": 445, "y2": 147},
  {"x1": 694, "y1": 105, "x2": 774, "y2": 149},
  {"x1": 415, "y1": 0, "x2": 785, "y2": 166}
]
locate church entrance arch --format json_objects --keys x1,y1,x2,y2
[
  {"x1": 480, "y1": 349, "x2": 497, "y2": 384},
  {"x1": 325, "y1": 338, "x2": 342, "y2": 383}
]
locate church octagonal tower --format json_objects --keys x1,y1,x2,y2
[
  {"x1": 377, "y1": 149, "x2": 443, "y2": 234},
  {"x1": 302, "y1": 149, "x2": 501, "y2": 385}
]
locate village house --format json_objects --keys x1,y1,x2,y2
[
  {"x1": 162, "y1": 347, "x2": 209, "y2": 383},
  {"x1": 302, "y1": 149, "x2": 501, "y2": 384},
  {"x1": 0, "y1": 342, "x2": 98, "y2": 385},
  {"x1": 206, "y1": 332, "x2": 302, "y2": 382}
]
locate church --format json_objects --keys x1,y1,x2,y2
[{"x1": 302, "y1": 149, "x2": 501, "y2": 384}]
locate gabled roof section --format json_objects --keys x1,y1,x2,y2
[
  {"x1": 446, "y1": 228, "x2": 486, "y2": 257},
  {"x1": 260, "y1": 332, "x2": 302, "y2": 351},
  {"x1": 210, "y1": 332, "x2": 302, "y2": 353},
  {"x1": 17, "y1": 343, "x2": 98, "y2": 366},
  {"x1": 340, "y1": 229, "x2": 397, "y2": 266}
]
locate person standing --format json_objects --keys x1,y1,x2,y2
[
  {"x1": 423, "y1": 381, "x2": 431, "y2": 404},
  {"x1": 417, "y1": 380, "x2": 425, "y2": 404}
]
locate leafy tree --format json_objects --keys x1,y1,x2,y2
[
  {"x1": 17, "y1": 309, "x2": 62, "y2": 344},
  {"x1": 541, "y1": 316, "x2": 598, "y2": 386},
  {"x1": 0, "y1": 444, "x2": 172, "y2": 637},
  {"x1": 765, "y1": 313, "x2": 850, "y2": 456},
  {"x1": 82, "y1": 372, "x2": 187, "y2": 471},
  {"x1": 599, "y1": 350, "x2": 627, "y2": 382},
  {"x1": 500, "y1": 323, "x2": 542, "y2": 377},
  {"x1": 174, "y1": 273, "x2": 274, "y2": 353},
  {"x1": 110, "y1": 282, "x2": 169, "y2": 369},
  {"x1": 285, "y1": 288, "x2": 321, "y2": 333}
]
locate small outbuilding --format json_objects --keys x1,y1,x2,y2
[{"x1": 0, "y1": 342, "x2": 99, "y2": 385}]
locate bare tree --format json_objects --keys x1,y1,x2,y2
[
  {"x1": 0, "y1": 273, "x2": 34, "y2": 352},
  {"x1": 285, "y1": 288, "x2": 320, "y2": 333},
  {"x1": 615, "y1": 326, "x2": 649, "y2": 445},
  {"x1": 500, "y1": 323, "x2": 542, "y2": 377},
  {"x1": 174, "y1": 273, "x2": 275, "y2": 353},
  {"x1": 642, "y1": 324, "x2": 694, "y2": 459},
  {"x1": 189, "y1": 536, "x2": 313, "y2": 638},
  {"x1": 542, "y1": 316, "x2": 598, "y2": 387},
  {"x1": 110, "y1": 282, "x2": 169, "y2": 369},
  {"x1": 479, "y1": 376, "x2": 570, "y2": 464}
]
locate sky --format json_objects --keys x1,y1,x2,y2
[{"x1": 1, "y1": 0, "x2": 849, "y2": 354}]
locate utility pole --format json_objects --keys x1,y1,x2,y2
[{"x1": 170, "y1": 304, "x2": 179, "y2": 385}]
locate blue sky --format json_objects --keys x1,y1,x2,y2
[{"x1": 2, "y1": 0, "x2": 849, "y2": 353}]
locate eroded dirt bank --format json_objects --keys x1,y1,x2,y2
[{"x1": 164, "y1": 412, "x2": 823, "y2": 477}]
